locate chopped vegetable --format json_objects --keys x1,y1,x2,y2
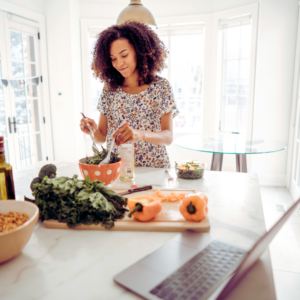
[
  {"x1": 38, "y1": 164, "x2": 57, "y2": 180},
  {"x1": 82, "y1": 146, "x2": 120, "y2": 165},
  {"x1": 32, "y1": 175, "x2": 128, "y2": 229},
  {"x1": 127, "y1": 197, "x2": 162, "y2": 222},
  {"x1": 152, "y1": 190, "x2": 186, "y2": 202},
  {"x1": 126, "y1": 190, "x2": 185, "y2": 204},
  {"x1": 179, "y1": 193, "x2": 208, "y2": 222},
  {"x1": 175, "y1": 161, "x2": 205, "y2": 179}
]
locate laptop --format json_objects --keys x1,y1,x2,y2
[{"x1": 114, "y1": 197, "x2": 300, "y2": 300}]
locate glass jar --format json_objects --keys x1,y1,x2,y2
[{"x1": 175, "y1": 160, "x2": 206, "y2": 180}]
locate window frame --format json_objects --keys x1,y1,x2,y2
[
  {"x1": 213, "y1": 4, "x2": 259, "y2": 138},
  {"x1": 287, "y1": 6, "x2": 300, "y2": 193},
  {"x1": 0, "y1": 0, "x2": 54, "y2": 166},
  {"x1": 219, "y1": 24, "x2": 252, "y2": 134},
  {"x1": 156, "y1": 23, "x2": 205, "y2": 134}
]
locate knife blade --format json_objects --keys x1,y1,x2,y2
[{"x1": 118, "y1": 185, "x2": 152, "y2": 196}]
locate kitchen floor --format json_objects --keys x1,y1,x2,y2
[{"x1": 260, "y1": 186, "x2": 300, "y2": 300}]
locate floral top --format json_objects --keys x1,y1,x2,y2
[{"x1": 97, "y1": 76, "x2": 179, "y2": 168}]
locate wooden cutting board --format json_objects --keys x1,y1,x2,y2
[{"x1": 43, "y1": 189, "x2": 210, "y2": 232}]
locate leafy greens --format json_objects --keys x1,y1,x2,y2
[
  {"x1": 82, "y1": 146, "x2": 121, "y2": 165},
  {"x1": 32, "y1": 175, "x2": 128, "y2": 229}
]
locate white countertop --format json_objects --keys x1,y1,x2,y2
[{"x1": 0, "y1": 163, "x2": 276, "y2": 300}]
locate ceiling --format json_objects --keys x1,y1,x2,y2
[{"x1": 79, "y1": 0, "x2": 184, "y2": 4}]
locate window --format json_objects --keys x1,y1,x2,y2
[
  {"x1": 218, "y1": 15, "x2": 253, "y2": 134},
  {"x1": 0, "y1": 11, "x2": 48, "y2": 170},
  {"x1": 157, "y1": 24, "x2": 204, "y2": 133}
]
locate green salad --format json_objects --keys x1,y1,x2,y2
[
  {"x1": 175, "y1": 160, "x2": 206, "y2": 180},
  {"x1": 82, "y1": 146, "x2": 121, "y2": 165}
]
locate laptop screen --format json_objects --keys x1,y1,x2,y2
[{"x1": 217, "y1": 197, "x2": 300, "y2": 300}]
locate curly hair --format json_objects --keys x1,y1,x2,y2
[{"x1": 91, "y1": 21, "x2": 168, "y2": 91}]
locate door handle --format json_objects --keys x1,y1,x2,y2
[
  {"x1": 8, "y1": 117, "x2": 12, "y2": 134},
  {"x1": 13, "y1": 117, "x2": 17, "y2": 133},
  {"x1": 8, "y1": 117, "x2": 18, "y2": 133}
]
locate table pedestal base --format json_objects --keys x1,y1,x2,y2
[
  {"x1": 211, "y1": 153, "x2": 223, "y2": 171},
  {"x1": 236, "y1": 154, "x2": 247, "y2": 173},
  {"x1": 210, "y1": 154, "x2": 247, "y2": 172}
]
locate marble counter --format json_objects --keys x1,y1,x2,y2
[{"x1": 0, "y1": 163, "x2": 276, "y2": 300}]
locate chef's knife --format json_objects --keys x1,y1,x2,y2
[{"x1": 118, "y1": 185, "x2": 152, "y2": 196}]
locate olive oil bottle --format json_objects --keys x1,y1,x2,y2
[
  {"x1": 119, "y1": 142, "x2": 135, "y2": 182},
  {"x1": 0, "y1": 137, "x2": 15, "y2": 200}
]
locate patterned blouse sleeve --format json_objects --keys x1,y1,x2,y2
[
  {"x1": 159, "y1": 78, "x2": 180, "y2": 118},
  {"x1": 97, "y1": 85, "x2": 111, "y2": 116}
]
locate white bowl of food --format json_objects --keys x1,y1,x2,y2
[{"x1": 0, "y1": 201, "x2": 39, "y2": 264}]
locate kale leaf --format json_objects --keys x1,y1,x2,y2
[
  {"x1": 32, "y1": 175, "x2": 127, "y2": 229},
  {"x1": 82, "y1": 146, "x2": 121, "y2": 165}
]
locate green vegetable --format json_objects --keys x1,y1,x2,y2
[
  {"x1": 38, "y1": 164, "x2": 57, "y2": 180},
  {"x1": 176, "y1": 168, "x2": 204, "y2": 179},
  {"x1": 82, "y1": 146, "x2": 121, "y2": 165},
  {"x1": 32, "y1": 175, "x2": 127, "y2": 229},
  {"x1": 30, "y1": 177, "x2": 41, "y2": 192}
]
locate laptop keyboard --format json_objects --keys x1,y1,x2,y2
[{"x1": 150, "y1": 240, "x2": 246, "y2": 300}]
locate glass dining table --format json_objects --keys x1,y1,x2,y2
[{"x1": 174, "y1": 133, "x2": 287, "y2": 172}]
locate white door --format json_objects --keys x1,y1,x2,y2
[
  {"x1": 290, "y1": 78, "x2": 300, "y2": 199},
  {"x1": 289, "y1": 7, "x2": 300, "y2": 200},
  {"x1": 0, "y1": 11, "x2": 47, "y2": 170}
]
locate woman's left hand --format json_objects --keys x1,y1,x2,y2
[{"x1": 112, "y1": 126, "x2": 142, "y2": 146}]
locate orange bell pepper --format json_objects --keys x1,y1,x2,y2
[
  {"x1": 179, "y1": 193, "x2": 208, "y2": 222},
  {"x1": 127, "y1": 197, "x2": 162, "y2": 222}
]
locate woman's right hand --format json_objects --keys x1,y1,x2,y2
[{"x1": 80, "y1": 117, "x2": 97, "y2": 135}]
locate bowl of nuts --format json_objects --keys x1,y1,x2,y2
[{"x1": 0, "y1": 200, "x2": 39, "y2": 264}]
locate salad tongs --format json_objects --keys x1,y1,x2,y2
[{"x1": 81, "y1": 112, "x2": 99, "y2": 154}]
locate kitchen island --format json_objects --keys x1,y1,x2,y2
[{"x1": 0, "y1": 163, "x2": 276, "y2": 300}]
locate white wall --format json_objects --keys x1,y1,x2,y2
[
  {"x1": 44, "y1": 0, "x2": 84, "y2": 162},
  {"x1": 70, "y1": 0, "x2": 85, "y2": 161},
  {"x1": 251, "y1": 0, "x2": 298, "y2": 185},
  {"x1": 4, "y1": 0, "x2": 44, "y2": 14},
  {"x1": 80, "y1": 0, "x2": 259, "y2": 19}
]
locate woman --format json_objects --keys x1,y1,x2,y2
[{"x1": 80, "y1": 21, "x2": 179, "y2": 168}]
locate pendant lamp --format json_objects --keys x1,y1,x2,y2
[{"x1": 116, "y1": 0, "x2": 157, "y2": 28}]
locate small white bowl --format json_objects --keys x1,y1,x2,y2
[{"x1": 0, "y1": 201, "x2": 39, "y2": 264}]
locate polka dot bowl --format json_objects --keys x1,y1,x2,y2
[{"x1": 78, "y1": 158, "x2": 123, "y2": 185}]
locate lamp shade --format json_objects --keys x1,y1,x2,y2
[{"x1": 116, "y1": 0, "x2": 157, "y2": 28}]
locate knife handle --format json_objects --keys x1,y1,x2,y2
[{"x1": 128, "y1": 185, "x2": 152, "y2": 194}]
